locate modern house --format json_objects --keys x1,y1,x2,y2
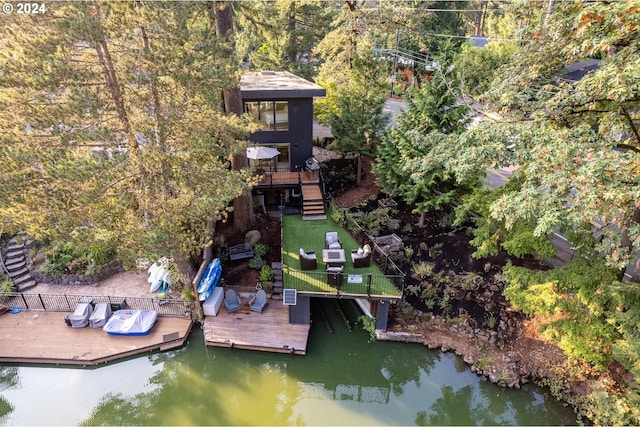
[{"x1": 240, "y1": 71, "x2": 327, "y2": 219}]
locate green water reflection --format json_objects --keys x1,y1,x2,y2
[{"x1": 0, "y1": 300, "x2": 576, "y2": 426}]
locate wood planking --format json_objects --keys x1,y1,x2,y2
[
  {"x1": 203, "y1": 300, "x2": 310, "y2": 355},
  {"x1": 0, "y1": 311, "x2": 192, "y2": 365},
  {"x1": 257, "y1": 172, "x2": 319, "y2": 186}
]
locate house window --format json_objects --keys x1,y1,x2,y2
[{"x1": 244, "y1": 101, "x2": 288, "y2": 131}]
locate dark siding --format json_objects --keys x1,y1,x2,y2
[
  {"x1": 375, "y1": 300, "x2": 389, "y2": 330},
  {"x1": 244, "y1": 98, "x2": 314, "y2": 171},
  {"x1": 289, "y1": 294, "x2": 311, "y2": 324}
]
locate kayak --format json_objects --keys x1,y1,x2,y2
[{"x1": 198, "y1": 258, "x2": 222, "y2": 301}]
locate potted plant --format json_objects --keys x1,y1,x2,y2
[{"x1": 258, "y1": 265, "x2": 273, "y2": 290}]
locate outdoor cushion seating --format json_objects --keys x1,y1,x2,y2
[
  {"x1": 325, "y1": 231, "x2": 342, "y2": 249},
  {"x1": 89, "y1": 302, "x2": 112, "y2": 328},
  {"x1": 249, "y1": 289, "x2": 268, "y2": 313},
  {"x1": 298, "y1": 248, "x2": 317, "y2": 270},
  {"x1": 224, "y1": 289, "x2": 242, "y2": 313},
  {"x1": 67, "y1": 302, "x2": 93, "y2": 328},
  {"x1": 351, "y1": 244, "x2": 372, "y2": 268}
]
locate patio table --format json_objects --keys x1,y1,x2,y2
[{"x1": 322, "y1": 249, "x2": 346, "y2": 267}]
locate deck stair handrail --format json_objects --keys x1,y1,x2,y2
[{"x1": 0, "y1": 292, "x2": 197, "y2": 318}]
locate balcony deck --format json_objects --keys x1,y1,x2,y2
[{"x1": 255, "y1": 171, "x2": 319, "y2": 187}]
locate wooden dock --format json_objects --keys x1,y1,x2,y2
[
  {"x1": 203, "y1": 298, "x2": 310, "y2": 355},
  {"x1": 0, "y1": 311, "x2": 193, "y2": 366}
]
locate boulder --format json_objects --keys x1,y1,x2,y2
[{"x1": 244, "y1": 230, "x2": 262, "y2": 245}]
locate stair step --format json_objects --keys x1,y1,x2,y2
[
  {"x1": 302, "y1": 214, "x2": 328, "y2": 221},
  {"x1": 303, "y1": 208, "x2": 326, "y2": 214},
  {"x1": 17, "y1": 279, "x2": 37, "y2": 291},
  {"x1": 13, "y1": 273, "x2": 34, "y2": 286},
  {"x1": 271, "y1": 262, "x2": 283, "y2": 270},
  {"x1": 7, "y1": 241, "x2": 24, "y2": 250},
  {"x1": 5, "y1": 249, "x2": 25, "y2": 259},
  {"x1": 8, "y1": 267, "x2": 29, "y2": 278},
  {"x1": 5, "y1": 258, "x2": 26, "y2": 270}
]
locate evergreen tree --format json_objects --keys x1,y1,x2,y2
[
  {"x1": 374, "y1": 51, "x2": 478, "y2": 227},
  {"x1": 0, "y1": 1, "x2": 249, "y2": 269}
]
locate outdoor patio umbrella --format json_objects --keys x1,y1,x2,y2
[{"x1": 246, "y1": 146, "x2": 280, "y2": 160}]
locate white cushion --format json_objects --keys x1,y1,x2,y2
[
  {"x1": 299, "y1": 248, "x2": 305, "y2": 257},
  {"x1": 362, "y1": 245, "x2": 371, "y2": 256},
  {"x1": 357, "y1": 247, "x2": 364, "y2": 256}
]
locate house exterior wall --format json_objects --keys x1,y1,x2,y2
[{"x1": 243, "y1": 98, "x2": 314, "y2": 171}]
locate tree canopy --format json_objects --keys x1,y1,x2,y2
[{"x1": 0, "y1": 1, "x2": 251, "y2": 267}]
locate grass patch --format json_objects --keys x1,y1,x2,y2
[{"x1": 282, "y1": 215, "x2": 401, "y2": 297}]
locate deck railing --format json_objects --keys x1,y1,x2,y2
[
  {"x1": 337, "y1": 210, "x2": 407, "y2": 282},
  {"x1": 285, "y1": 269, "x2": 404, "y2": 298},
  {"x1": 0, "y1": 292, "x2": 196, "y2": 318}
]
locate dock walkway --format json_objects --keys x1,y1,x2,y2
[
  {"x1": 203, "y1": 297, "x2": 310, "y2": 355},
  {"x1": 0, "y1": 310, "x2": 192, "y2": 366}
]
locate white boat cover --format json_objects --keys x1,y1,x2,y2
[
  {"x1": 89, "y1": 303, "x2": 112, "y2": 328},
  {"x1": 68, "y1": 302, "x2": 93, "y2": 328},
  {"x1": 103, "y1": 310, "x2": 158, "y2": 336}
]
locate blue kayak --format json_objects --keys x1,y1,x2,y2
[{"x1": 198, "y1": 258, "x2": 222, "y2": 301}]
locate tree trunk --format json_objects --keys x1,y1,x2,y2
[
  {"x1": 416, "y1": 211, "x2": 426, "y2": 228},
  {"x1": 214, "y1": 1, "x2": 254, "y2": 232},
  {"x1": 356, "y1": 153, "x2": 362, "y2": 186}
]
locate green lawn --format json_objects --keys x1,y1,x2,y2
[{"x1": 281, "y1": 215, "x2": 402, "y2": 298}]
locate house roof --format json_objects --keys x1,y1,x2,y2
[
  {"x1": 468, "y1": 36, "x2": 489, "y2": 48},
  {"x1": 557, "y1": 59, "x2": 601, "y2": 82},
  {"x1": 240, "y1": 71, "x2": 326, "y2": 100}
]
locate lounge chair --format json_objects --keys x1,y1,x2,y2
[
  {"x1": 298, "y1": 248, "x2": 317, "y2": 270},
  {"x1": 249, "y1": 289, "x2": 268, "y2": 313},
  {"x1": 351, "y1": 244, "x2": 372, "y2": 268},
  {"x1": 224, "y1": 289, "x2": 242, "y2": 313},
  {"x1": 325, "y1": 231, "x2": 342, "y2": 249}
]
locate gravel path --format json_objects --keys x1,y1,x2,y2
[{"x1": 24, "y1": 271, "x2": 154, "y2": 298}]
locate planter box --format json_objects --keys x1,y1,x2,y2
[
  {"x1": 378, "y1": 198, "x2": 398, "y2": 209},
  {"x1": 371, "y1": 233, "x2": 404, "y2": 255}
]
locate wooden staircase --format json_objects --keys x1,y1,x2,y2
[
  {"x1": 2, "y1": 236, "x2": 37, "y2": 291},
  {"x1": 301, "y1": 183, "x2": 326, "y2": 220}
]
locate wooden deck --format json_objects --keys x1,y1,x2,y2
[
  {"x1": 256, "y1": 171, "x2": 319, "y2": 187},
  {"x1": 203, "y1": 298, "x2": 310, "y2": 355},
  {"x1": 0, "y1": 311, "x2": 193, "y2": 366}
]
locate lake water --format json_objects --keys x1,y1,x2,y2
[{"x1": 0, "y1": 299, "x2": 576, "y2": 425}]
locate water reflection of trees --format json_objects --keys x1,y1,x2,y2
[
  {"x1": 418, "y1": 381, "x2": 575, "y2": 426},
  {"x1": 0, "y1": 366, "x2": 18, "y2": 422}
]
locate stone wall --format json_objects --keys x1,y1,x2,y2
[{"x1": 32, "y1": 259, "x2": 123, "y2": 286}]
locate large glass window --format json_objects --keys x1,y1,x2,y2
[{"x1": 244, "y1": 101, "x2": 288, "y2": 131}]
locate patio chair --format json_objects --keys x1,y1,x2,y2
[
  {"x1": 325, "y1": 231, "x2": 342, "y2": 249},
  {"x1": 298, "y1": 248, "x2": 317, "y2": 270},
  {"x1": 224, "y1": 289, "x2": 243, "y2": 313},
  {"x1": 326, "y1": 265, "x2": 344, "y2": 288},
  {"x1": 249, "y1": 289, "x2": 268, "y2": 313},
  {"x1": 67, "y1": 301, "x2": 93, "y2": 328},
  {"x1": 351, "y1": 244, "x2": 372, "y2": 268},
  {"x1": 89, "y1": 302, "x2": 112, "y2": 328}
]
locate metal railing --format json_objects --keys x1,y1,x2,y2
[
  {"x1": 285, "y1": 269, "x2": 404, "y2": 298},
  {"x1": 0, "y1": 292, "x2": 196, "y2": 318}
]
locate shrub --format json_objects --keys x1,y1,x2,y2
[
  {"x1": 249, "y1": 255, "x2": 265, "y2": 270},
  {"x1": 412, "y1": 261, "x2": 435, "y2": 280},
  {"x1": 259, "y1": 265, "x2": 273, "y2": 285},
  {"x1": 253, "y1": 243, "x2": 268, "y2": 258}
]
